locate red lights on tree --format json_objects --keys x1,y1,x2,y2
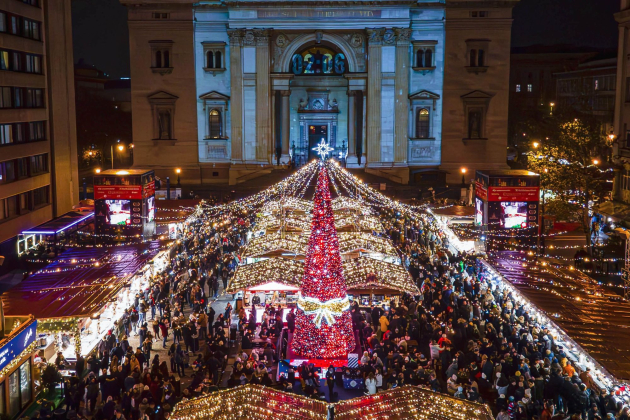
[{"x1": 291, "y1": 165, "x2": 356, "y2": 359}]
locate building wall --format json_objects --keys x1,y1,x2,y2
[
  {"x1": 124, "y1": 2, "x2": 199, "y2": 183},
  {"x1": 0, "y1": 0, "x2": 78, "y2": 246},
  {"x1": 122, "y1": 0, "x2": 517, "y2": 185},
  {"x1": 408, "y1": 8, "x2": 445, "y2": 167},
  {"x1": 441, "y1": 1, "x2": 517, "y2": 183},
  {"x1": 555, "y1": 60, "x2": 617, "y2": 134},
  {"x1": 613, "y1": 1, "x2": 630, "y2": 203},
  {"x1": 44, "y1": 0, "x2": 78, "y2": 217},
  {"x1": 194, "y1": 8, "x2": 231, "y2": 171}
]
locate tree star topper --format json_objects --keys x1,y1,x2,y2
[{"x1": 313, "y1": 139, "x2": 334, "y2": 160}]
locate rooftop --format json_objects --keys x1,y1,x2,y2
[
  {"x1": 98, "y1": 169, "x2": 154, "y2": 176},
  {"x1": 2, "y1": 243, "x2": 164, "y2": 319},
  {"x1": 21, "y1": 211, "x2": 93, "y2": 236},
  {"x1": 170, "y1": 384, "x2": 494, "y2": 420},
  {"x1": 489, "y1": 251, "x2": 630, "y2": 380},
  {"x1": 476, "y1": 169, "x2": 540, "y2": 178}
]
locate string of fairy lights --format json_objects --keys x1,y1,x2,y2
[
  {"x1": 290, "y1": 165, "x2": 356, "y2": 359},
  {"x1": 169, "y1": 385, "x2": 494, "y2": 420}
]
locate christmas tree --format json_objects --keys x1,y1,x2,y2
[{"x1": 291, "y1": 165, "x2": 356, "y2": 358}]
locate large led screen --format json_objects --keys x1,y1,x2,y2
[
  {"x1": 500, "y1": 201, "x2": 528, "y2": 229},
  {"x1": 103, "y1": 200, "x2": 131, "y2": 226}
]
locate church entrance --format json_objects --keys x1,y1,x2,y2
[
  {"x1": 296, "y1": 90, "x2": 340, "y2": 166},
  {"x1": 288, "y1": 41, "x2": 349, "y2": 167},
  {"x1": 308, "y1": 124, "x2": 328, "y2": 160}
]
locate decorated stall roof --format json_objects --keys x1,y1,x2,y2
[
  {"x1": 2, "y1": 242, "x2": 164, "y2": 319},
  {"x1": 337, "y1": 232, "x2": 397, "y2": 255},
  {"x1": 228, "y1": 256, "x2": 418, "y2": 294},
  {"x1": 171, "y1": 385, "x2": 329, "y2": 420},
  {"x1": 241, "y1": 233, "x2": 308, "y2": 258},
  {"x1": 170, "y1": 385, "x2": 494, "y2": 420},
  {"x1": 242, "y1": 231, "x2": 397, "y2": 258},
  {"x1": 489, "y1": 251, "x2": 630, "y2": 380},
  {"x1": 334, "y1": 386, "x2": 494, "y2": 420},
  {"x1": 343, "y1": 256, "x2": 419, "y2": 293}
]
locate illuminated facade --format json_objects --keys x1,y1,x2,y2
[{"x1": 122, "y1": 0, "x2": 518, "y2": 184}]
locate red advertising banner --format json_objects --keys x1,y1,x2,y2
[
  {"x1": 475, "y1": 181, "x2": 488, "y2": 201},
  {"x1": 487, "y1": 186, "x2": 540, "y2": 202},
  {"x1": 143, "y1": 181, "x2": 155, "y2": 198},
  {"x1": 94, "y1": 185, "x2": 143, "y2": 200}
]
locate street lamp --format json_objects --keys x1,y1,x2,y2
[
  {"x1": 593, "y1": 159, "x2": 599, "y2": 166},
  {"x1": 175, "y1": 168, "x2": 181, "y2": 186},
  {"x1": 95, "y1": 168, "x2": 101, "y2": 174},
  {"x1": 460, "y1": 167, "x2": 467, "y2": 186},
  {"x1": 111, "y1": 144, "x2": 125, "y2": 169},
  {"x1": 532, "y1": 141, "x2": 540, "y2": 149},
  {"x1": 550, "y1": 102, "x2": 555, "y2": 115}
]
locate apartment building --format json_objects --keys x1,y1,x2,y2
[{"x1": 0, "y1": 0, "x2": 78, "y2": 253}]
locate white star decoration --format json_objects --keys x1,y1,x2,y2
[{"x1": 312, "y1": 139, "x2": 334, "y2": 160}]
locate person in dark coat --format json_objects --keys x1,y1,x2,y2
[
  {"x1": 75, "y1": 354, "x2": 85, "y2": 378},
  {"x1": 286, "y1": 309, "x2": 296, "y2": 334},
  {"x1": 325, "y1": 365, "x2": 336, "y2": 402}
]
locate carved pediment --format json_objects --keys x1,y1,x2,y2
[
  {"x1": 409, "y1": 90, "x2": 440, "y2": 100},
  {"x1": 147, "y1": 91, "x2": 178, "y2": 102},
  {"x1": 460, "y1": 90, "x2": 494, "y2": 100},
  {"x1": 199, "y1": 91, "x2": 230, "y2": 101},
  {"x1": 298, "y1": 90, "x2": 339, "y2": 113}
]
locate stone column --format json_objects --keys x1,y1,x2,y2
[
  {"x1": 281, "y1": 90, "x2": 291, "y2": 156},
  {"x1": 255, "y1": 29, "x2": 271, "y2": 163},
  {"x1": 347, "y1": 90, "x2": 356, "y2": 162},
  {"x1": 366, "y1": 28, "x2": 383, "y2": 164},
  {"x1": 228, "y1": 29, "x2": 243, "y2": 162},
  {"x1": 394, "y1": 28, "x2": 411, "y2": 164}
]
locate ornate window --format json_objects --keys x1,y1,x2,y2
[
  {"x1": 291, "y1": 46, "x2": 346, "y2": 75},
  {"x1": 208, "y1": 109, "x2": 222, "y2": 139},
  {"x1": 199, "y1": 91, "x2": 229, "y2": 140},
  {"x1": 412, "y1": 41, "x2": 437, "y2": 72},
  {"x1": 466, "y1": 39, "x2": 490, "y2": 74},
  {"x1": 467, "y1": 108, "x2": 482, "y2": 139},
  {"x1": 416, "y1": 108, "x2": 430, "y2": 139},
  {"x1": 158, "y1": 110, "x2": 172, "y2": 139},
  {"x1": 148, "y1": 91, "x2": 178, "y2": 141},
  {"x1": 409, "y1": 90, "x2": 439, "y2": 140},
  {"x1": 149, "y1": 40, "x2": 173, "y2": 75},
  {"x1": 461, "y1": 90, "x2": 493, "y2": 141},
  {"x1": 202, "y1": 42, "x2": 226, "y2": 73}
]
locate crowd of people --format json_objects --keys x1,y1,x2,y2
[
  {"x1": 352, "y1": 209, "x2": 629, "y2": 420},
  {"x1": 26, "y1": 208, "x2": 255, "y2": 420},
  {"x1": 23, "y1": 191, "x2": 630, "y2": 420}
]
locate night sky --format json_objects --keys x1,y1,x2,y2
[{"x1": 71, "y1": 0, "x2": 621, "y2": 79}]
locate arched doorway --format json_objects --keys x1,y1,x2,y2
[{"x1": 288, "y1": 42, "x2": 348, "y2": 166}]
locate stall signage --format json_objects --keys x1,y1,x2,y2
[
  {"x1": 0, "y1": 320, "x2": 37, "y2": 372},
  {"x1": 143, "y1": 181, "x2": 155, "y2": 198},
  {"x1": 94, "y1": 185, "x2": 143, "y2": 200},
  {"x1": 475, "y1": 181, "x2": 488, "y2": 201},
  {"x1": 487, "y1": 187, "x2": 539, "y2": 202}
]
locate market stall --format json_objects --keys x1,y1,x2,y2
[{"x1": 1, "y1": 243, "x2": 163, "y2": 360}]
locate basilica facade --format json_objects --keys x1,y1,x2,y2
[{"x1": 122, "y1": 0, "x2": 518, "y2": 185}]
